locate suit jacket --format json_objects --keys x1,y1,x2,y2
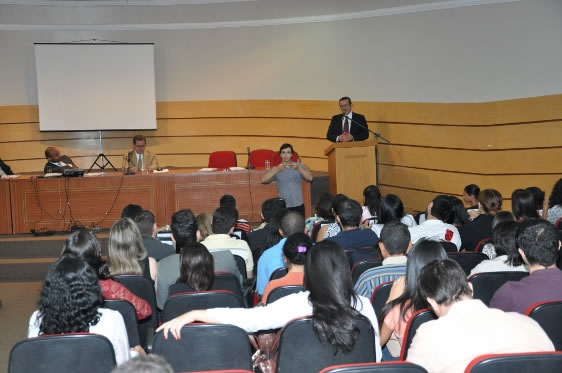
[
  {"x1": 0, "y1": 159, "x2": 13, "y2": 176},
  {"x1": 124, "y1": 150, "x2": 159, "y2": 170},
  {"x1": 43, "y1": 155, "x2": 76, "y2": 174},
  {"x1": 326, "y1": 112, "x2": 369, "y2": 142}
]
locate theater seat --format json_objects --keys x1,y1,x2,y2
[
  {"x1": 465, "y1": 352, "x2": 562, "y2": 373},
  {"x1": 162, "y1": 290, "x2": 243, "y2": 322},
  {"x1": 319, "y1": 361, "x2": 428, "y2": 372},
  {"x1": 399, "y1": 308, "x2": 437, "y2": 360},
  {"x1": 208, "y1": 151, "x2": 237, "y2": 169},
  {"x1": 370, "y1": 281, "x2": 394, "y2": 320},
  {"x1": 525, "y1": 300, "x2": 562, "y2": 350}
]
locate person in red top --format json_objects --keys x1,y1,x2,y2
[
  {"x1": 261, "y1": 232, "x2": 311, "y2": 304},
  {"x1": 60, "y1": 230, "x2": 152, "y2": 321}
]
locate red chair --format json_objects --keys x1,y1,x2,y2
[
  {"x1": 208, "y1": 151, "x2": 237, "y2": 169},
  {"x1": 270, "y1": 150, "x2": 299, "y2": 166},
  {"x1": 248, "y1": 149, "x2": 273, "y2": 168}
]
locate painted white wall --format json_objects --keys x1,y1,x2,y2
[{"x1": 0, "y1": 0, "x2": 560, "y2": 105}]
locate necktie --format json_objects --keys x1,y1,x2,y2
[
  {"x1": 138, "y1": 155, "x2": 143, "y2": 170},
  {"x1": 343, "y1": 116, "x2": 349, "y2": 133}
]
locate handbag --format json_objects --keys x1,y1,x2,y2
[{"x1": 248, "y1": 330, "x2": 281, "y2": 373}]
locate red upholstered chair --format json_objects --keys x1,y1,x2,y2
[
  {"x1": 208, "y1": 151, "x2": 237, "y2": 168},
  {"x1": 465, "y1": 352, "x2": 562, "y2": 373},
  {"x1": 248, "y1": 149, "x2": 273, "y2": 168},
  {"x1": 270, "y1": 150, "x2": 299, "y2": 166}
]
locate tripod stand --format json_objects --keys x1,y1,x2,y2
[{"x1": 87, "y1": 131, "x2": 117, "y2": 173}]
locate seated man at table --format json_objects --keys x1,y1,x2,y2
[
  {"x1": 123, "y1": 135, "x2": 159, "y2": 173},
  {"x1": 43, "y1": 146, "x2": 78, "y2": 174}
]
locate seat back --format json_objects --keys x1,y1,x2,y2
[
  {"x1": 473, "y1": 237, "x2": 492, "y2": 252},
  {"x1": 399, "y1": 308, "x2": 437, "y2": 360},
  {"x1": 270, "y1": 150, "x2": 299, "y2": 166},
  {"x1": 354, "y1": 265, "x2": 405, "y2": 298},
  {"x1": 214, "y1": 271, "x2": 243, "y2": 299},
  {"x1": 440, "y1": 241, "x2": 458, "y2": 253},
  {"x1": 113, "y1": 275, "x2": 158, "y2": 349},
  {"x1": 266, "y1": 285, "x2": 305, "y2": 304},
  {"x1": 162, "y1": 290, "x2": 243, "y2": 322},
  {"x1": 468, "y1": 271, "x2": 528, "y2": 306},
  {"x1": 152, "y1": 324, "x2": 253, "y2": 372},
  {"x1": 319, "y1": 361, "x2": 428, "y2": 372},
  {"x1": 233, "y1": 254, "x2": 247, "y2": 281},
  {"x1": 351, "y1": 260, "x2": 383, "y2": 285},
  {"x1": 348, "y1": 247, "x2": 382, "y2": 269},
  {"x1": 525, "y1": 300, "x2": 562, "y2": 350},
  {"x1": 370, "y1": 281, "x2": 394, "y2": 320},
  {"x1": 269, "y1": 266, "x2": 288, "y2": 281},
  {"x1": 9, "y1": 333, "x2": 116, "y2": 373},
  {"x1": 249, "y1": 149, "x2": 274, "y2": 168},
  {"x1": 447, "y1": 252, "x2": 488, "y2": 275},
  {"x1": 103, "y1": 299, "x2": 140, "y2": 348},
  {"x1": 276, "y1": 317, "x2": 376, "y2": 373},
  {"x1": 465, "y1": 352, "x2": 562, "y2": 373},
  {"x1": 208, "y1": 151, "x2": 237, "y2": 169}
]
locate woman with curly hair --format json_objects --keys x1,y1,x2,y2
[
  {"x1": 60, "y1": 230, "x2": 151, "y2": 320},
  {"x1": 546, "y1": 178, "x2": 562, "y2": 224},
  {"x1": 28, "y1": 255, "x2": 131, "y2": 364},
  {"x1": 157, "y1": 240, "x2": 382, "y2": 360}
]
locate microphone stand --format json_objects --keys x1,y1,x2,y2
[{"x1": 344, "y1": 115, "x2": 390, "y2": 144}]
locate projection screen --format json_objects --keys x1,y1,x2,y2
[{"x1": 35, "y1": 43, "x2": 156, "y2": 131}]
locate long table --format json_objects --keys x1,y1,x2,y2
[{"x1": 4, "y1": 169, "x2": 311, "y2": 234}]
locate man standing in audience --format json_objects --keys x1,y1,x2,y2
[
  {"x1": 134, "y1": 210, "x2": 174, "y2": 261},
  {"x1": 490, "y1": 219, "x2": 562, "y2": 313},
  {"x1": 408, "y1": 259, "x2": 554, "y2": 372},
  {"x1": 201, "y1": 206, "x2": 254, "y2": 279},
  {"x1": 326, "y1": 96, "x2": 369, "y2": 142},
  {"x1": 43, "y1": 146, "x2": 78, "y2": 174},
  {"x1": 156, "y1": 209, "x2": 241, "y2": 309},
  {"x1": 124, "y1": 135, "x2": 159, "y2": 172},
  {"x1": 408, "y1": 195, "x2": 461, "y2": 250},
  {"x1": 256, "y1": 210, "x2": 305, "y2": 296},
  {"x1": 326, "y1": 198, "x2": 379, "y2": 249}
]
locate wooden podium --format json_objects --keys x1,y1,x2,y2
[{"x1": 325, "y1": 140, "x2": 377, "y2": 203}]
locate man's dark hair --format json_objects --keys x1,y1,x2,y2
[
  {"x1": 315, "y1": 192, "x2": 334, "y2": 220},
  {"x1": 134, "y1": 210, "x2": 155, "y2": 237},
  {"x1": 280, "y1": 210, "x2": 305, "y2": 237},
  {"x1": 121, "y1": 204, "x2": 143, "y2": 219},
  {"x1": 526, "y1": 187, "x2": 545, "y2": 210},
  {"x1": 261, "y1": 198, "x2": 286, "y2": 223},
  {"x1": 516, "y1": 219, "x2": 559, "y2": 267},
  {"x1": 219, "y1": 194, "x2": 237, "y2": 209},
  {"x1": 334, "y1": 199, "x2": 362, "y2": 228},
  {"x1": 339, "y1": 96, "x2": 352, "y2": 105},
  {"x1": 380, "y1": 221, "x2": 410, "y2": 255},
  {"x1": 418, "y1": 259, "x2": 472, "y2": 306},
  {"x1": 212, "y1": 206, "x2": 238, "y2": 234},
  {"x1": 133, "y1": 134, "x2": 146, "y2": 144},
  {"x1": 430, "y1": 195, "x2": 454, "y2": 223},
  {"x1": 171, "y1": 209, "x2": 198, "y2": 253}
]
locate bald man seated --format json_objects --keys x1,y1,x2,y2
[{"x1": 44, "y1": 146, "x2": 78, "y2": 174}]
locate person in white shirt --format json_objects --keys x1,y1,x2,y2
[
  {"x1": 408, "y1": 259, "x2": 553, "y2": 373},
  {"x1": 157, "y1": 240, "x2": 382, "y2": 361},
  {"x1": 28, "y1": 255, "x2": 131, "y2": 365},
  {"x1": 370, "y1": 194, "x2": 416, "y2": 236},
  {"x1": 408, "y1": 195, "x2": 461, "y2": 250}
]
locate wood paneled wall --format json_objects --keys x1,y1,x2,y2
[{"x1": 1, "y1": 95, "x2": 561, "y2": 213}]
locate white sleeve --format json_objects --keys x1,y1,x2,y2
[
  {"x1": 28, "y1": 310, "x2": 40, "y2": 338},
  {"x1": 357, "y1": 296, "x2": 382, "y2": 362},
  {"x1": 95, "y1": 309, "x2": 131, "y2": 365},
  {"x1": 207, "y1": 291, "x2": 312, "y2": 332}
]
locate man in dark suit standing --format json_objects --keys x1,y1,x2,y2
[{"x1": 326, "y1": 96, "x2": 369, "y2": 142}]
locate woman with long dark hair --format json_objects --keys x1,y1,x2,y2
[
  {"x1": 156, "y1": 240, "x2": 382, "y2": 359},
  {"x1": 28, "y1": 255, "x2": 131, "y2": 364},
  {"x1": 460, "y1": 189, "x2": 503, "y2": 251},
  {"x1": 168, "y1": 242, "x2": 215, "y2": 295},
  {"x1": 61, "y1": 230, "x2": 151, "y2": 320},
  {"x1": 379, "y1": 240, "x2": 447, "y2": 360},
  {"x1": 370, "y1": 194, "x2": 416, "y2": 236},
  {"x1": 511, "y1": 189, "x2": 540, "y2": 221},
  {"x1": 361, "y1": 185, "x2": 382, "y2": 226}
]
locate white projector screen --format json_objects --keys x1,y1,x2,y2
[{"x1": 35, "y1": 43, "x2": 156, "y2": 131}]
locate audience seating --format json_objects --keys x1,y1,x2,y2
[
  {"x1": 9, "y1": 333, "x2": 116, "y2": 373},
  {"x1": 319, "y1": 362, "x2": 428, "y2": 372},
  {"x1": 447, "y1": 252, "x2": 488, "y2": 275},
  {"x1": 113, "y1": 275, "x2": 158, "y2": 350},
  {"x1": 249, "y1": 149, "x2": 274, "y2": 168},
  {"x1": 524, "y1": 300, "x2": 562, "y2": 350},
  {"x1": 555, "y1": 217, "x2": 562, "y2": 229},
  {"x1": 351, "y1": 260, "x2": 383, "y2": 285},
  {"x1": 269, "y1": 267, "x2": 288, "y2": 281},
  {"x1": 233, "y1": 254, "x2": 248, "y2": 281},
  {"x1": 270, "y1": 150, "x2": 299, "y2": 166},
  {"x1": 465, "y1": 351, "x2": 562, "y2": 373},
  {"x1": 399, "y1": 308, "x2": 437, "y2": 361},
  {"x1": 103, "y1": 299, "x2": 141, "y2": 348},
  {"x1": 266, "y1": 285, "x2": 305, "y2": 304},
  {"x1": 468, "y1": 271, "x2": 528, "y2": 306},
  {"x1": 310, "y1": 221, "x2": 326, "y2": 242},
  {"x1": 152, "y1": 324, "x2": 253, "y2": 372},
  {"x1": 162, "y1": 290, "x2": 243, "y2": 322},
  {"x1": 440, "y1": 241, "x2": 458, "y2": 253},
  {"x1": 370, "y1": 281, "x2": 394, "y2": 320},
  {"x1": 276, "y1": 317, "x2": 376, "y2": 373},
  {"x1": 354, "y1": 265, "x2": 406, "y2": 298},
  {"x1": 473, "y1": 237, "x2": 492, "y2": 253},
  {"x1": 208, "y1": 151, "x2": 237, "y2": 169},
  {"x1": 347, "y1": 246, "x2": 382, "y2": 269}
]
